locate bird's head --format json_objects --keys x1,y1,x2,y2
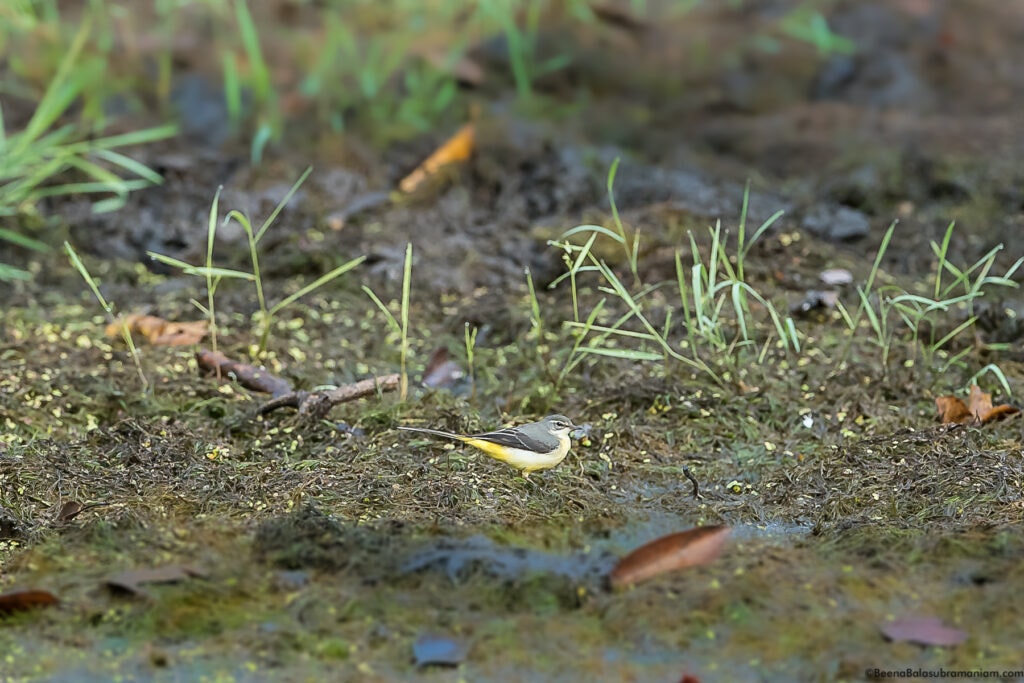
[{"x1": 543, "y1": 414, "x2": 577, "y2": 437}]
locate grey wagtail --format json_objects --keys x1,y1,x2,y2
[{"x1": 398, "y1": 415, "x2": 577, "y2": 477}]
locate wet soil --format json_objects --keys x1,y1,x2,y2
[{"x1": 3, "y1": 1, "x2": 1024, "y2": 681}]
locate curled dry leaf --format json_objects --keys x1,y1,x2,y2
[
  {"x1": 935, "y1": 385, "x2": 1019, "y2": 425},
  {"x1": 56, "y1": 500, "x2": 84, "y2": 522},
  {"x1": 399, "y1": 122, "x2": 475, "y2": 194},
  {"x1": 196, "y1": 349, "x2": 293, "y2": 398},
  {"x1": 422, "y1": 348, "x2": 465, "y2": 389},
  {"x1": 55, "y1": 500, "x2": 112, "y2": 523},
  {"x1": 935, "y1": 395, "x2": 971, "y2": 424},
  {"x1": 106, "y1": 564, "x2": 207, "y2": 597},
  {"x1": 880, "y1": 616, "x2": 967, "y2": 647},
  {"x1": 107, "y1": 314, "x2": 207, "y2": 346},
  {"x1": 0, "y1": 589, "x2": 59, "y2": 616},
  {"x1": 609, "y1": 525, "x2": 730, "y2": 589}
]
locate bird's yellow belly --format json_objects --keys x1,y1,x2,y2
[{"x1": 462, "y1": 438, "x2": 570, "y2": 474}]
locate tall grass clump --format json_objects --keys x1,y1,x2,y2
[
  {"x1": 549, "y1": 161, "x2": 1019, "y2": 396},
  {"x1": 836, "y1": 221, "x2": 1022, "y2": 391},
  {"x1": 0, "y1": 19, "x2": 176, "y2": 280},
  {"x1": 546, "y1": 166, "x2": 793, "y2": 389},
  {"x1": 149, "y1": 168, "x2": 366, "y2": 356}
]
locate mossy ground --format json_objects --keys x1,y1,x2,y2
[
  {"x1": 4, "y1": 2, "x2": 1024, "y2": 681},
  {"x1": 3, "y1": 221, "x2": 1023, "y2": 681}
]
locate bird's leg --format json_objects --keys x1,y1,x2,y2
[{"x1": 518, "y1": 471, "x2": 543, "y2": 490}]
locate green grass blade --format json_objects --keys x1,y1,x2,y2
[
  {"x1": 363, "y1": 285, "x2": 401, "y2": 334},
  {"x1": 270, "y1": 255, "x2": 366, "y2": 315},
  {"x1": 559, "y1": 224, "x2": 626, "y2": 243},
  {"x1": 578, "y1": 347, "x2": 663, "y2": 361},
  {"x1": 0, "y1": 228, "x2": 49, "y2": 252},
  {"x1": 254, "y1": 166, "x2": 312, "y2": 244}
]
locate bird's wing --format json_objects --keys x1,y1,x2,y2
[{"x1": 471, "y1": 427, "x2": 553, "y2": 452}]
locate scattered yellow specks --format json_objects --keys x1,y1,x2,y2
[
  {"x1": 764, "y1": 441, "x2": 776, "y2": 452},
  {"x1": 207, "y1": 446, "x2": 227, "y2": 460}
]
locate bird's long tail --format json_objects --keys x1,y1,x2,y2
[{"x1": 397, "y1": 426, "x2": 469, "y2": 442}]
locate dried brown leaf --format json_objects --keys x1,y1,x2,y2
[
  {"x1": 399, "y1": 122, "x2": 475, "y2": 194},
  {"x1": 880, "y1": 616, "x2": 967, "y2": 647},
  {"x1": 935, "y1": 395, "x2": 971, "y2": 424},
  {"x1": 0, "y1": 589, "x2": 59, "y2": 615},
  {"x1": 609, "y1": 525, "x2": 730, "y2": 589},
  {"x1": 981, "y1": 403, "x2": 1019, "y2": 422},
  {"x1": 967, "y1": 384, "x2": 994, "y2": 422},
  {"x1": 106, "y1": 565, "x2": 206, "y2": 597},
  {"x1": 107, "y1": 314, "x2": 207, "y2": 346},
  {"x1": 936, "y1": 385, "x2": 1019, "y2": 425},
  {"x1": 55, "y1": 500, "x2": 112, "y2": 523},
  {"x1": 422, "y1": 348, "x2": 465, "y2": 389},
  {"x1": 56, "y1": 501, "x2": 84, "y2": 522}
]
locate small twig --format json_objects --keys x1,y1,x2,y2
[
  {"x1": 682, "y1": 465, "x2": 702, "y2": 500},
  {"x1": 196, "y1": 349, "x2": 292, "y2": 397},
  {"x1": 259, "y1": 374, "x2": 401, "y2": 420}
]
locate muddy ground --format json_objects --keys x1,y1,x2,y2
[{"x1": 2, "y1": 1, "x2": 1024, "y2": 681}]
